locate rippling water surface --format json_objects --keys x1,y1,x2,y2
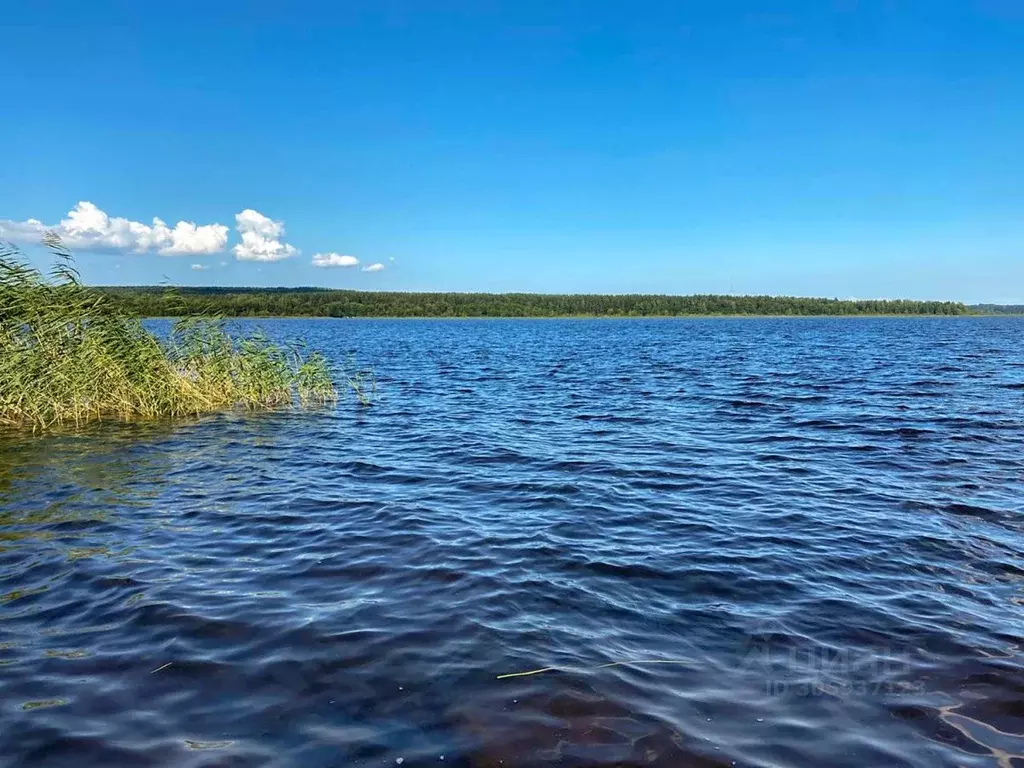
[{"x1": 2, "y1": 318, "x2": 1023, "y2": 767}]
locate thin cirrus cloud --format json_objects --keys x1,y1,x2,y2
[
  {"x1": 311, "y1": 252, "x2": 359, "y2": 268},
  {"x1": 362, "y1": 263, "x2": 385, "y2": 272},
  {"x1": 190, "y1": 264, "x2": 210, "y2": 271},
  {"x1": 0, "y1": 201, "x2": 229, "y2": 256}
]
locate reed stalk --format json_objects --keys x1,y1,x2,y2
[{"x1": 0, "y1": 236, "x2": 340, "y2": 431}]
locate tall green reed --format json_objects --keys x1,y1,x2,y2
[{"x1": 0, "y1": 236, "x2": 340, "y2": 431}]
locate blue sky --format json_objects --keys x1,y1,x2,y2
[{"x1": 1, "y1": 1, "x2": 1022, "y2": 301}]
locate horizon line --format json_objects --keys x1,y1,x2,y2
[{"x1": 89, "y1": 284, "x2": 1024, "y2": 306}]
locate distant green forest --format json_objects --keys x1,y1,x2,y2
[
  {"x1": 93, "y1": 286, "x2": 989, "y2": 317},
  {"x1": 971, "y1": 304, "x2": 1024, "y2": 315}
]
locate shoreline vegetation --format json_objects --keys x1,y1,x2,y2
[
  {"x1": 96, "y1": 286, "x2": 997, "y2": 318},
  {"x1": 0, "y1": 240, "x2": 339, "y2": 432}
]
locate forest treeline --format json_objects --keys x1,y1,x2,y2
[
  {"x1": 972, "y1": 304, "x2": 1024, "y2": 315},
  {"x1": 96, "y1": 287, "x2": 976, "y2": 317}
]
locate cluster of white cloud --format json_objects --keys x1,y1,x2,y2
[
  {"x1": 0, "y1": 202, "x2": 229, "y2": 256},
  {"x1": 232, "y1": 209, "x2": 299, "y2": 262},
  {"x1": 0, "y1": 201, "x2": 389, "y2": 274},
  {"x1": 311, "y1": 252, "x2": 387, "y2": 273}
]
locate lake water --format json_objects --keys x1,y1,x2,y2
[{"x1": 1, "y1": 318, "x2": 1022, "y2": 767}]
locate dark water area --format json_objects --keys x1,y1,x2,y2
[{"x1": 2, "y1": 318, "x2": 1023, "y2": 767}]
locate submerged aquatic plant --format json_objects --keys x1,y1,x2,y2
[{"x1": 0, "y1": 236, "x2": 341, "y2": 431}]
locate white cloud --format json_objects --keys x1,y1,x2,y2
[
  {"x1": 0, "y1": 217, "x2": 48, "y2": 243},
  {"x1": 362, "y1": 262, "x2": 385, "y2": 272},
  {"x1": 159, "y1": 220, "x2": 230, "y2": 255},
  {"x1": 0, "y1": 201, "x2": 228, "y2": 256},
  {"x1": 232, "y1": 209, "x2": 298, "y2": 262},
  {"x1": 191, "y1": 263, "x2": 210, "y2": 271},
  {"x1": 312, "y1": 252, "x2": 359, "y2": 268}
]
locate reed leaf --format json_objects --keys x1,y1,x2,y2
[{"x1": 0, "y1": 237, "x2": 339, "y2": 431}]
